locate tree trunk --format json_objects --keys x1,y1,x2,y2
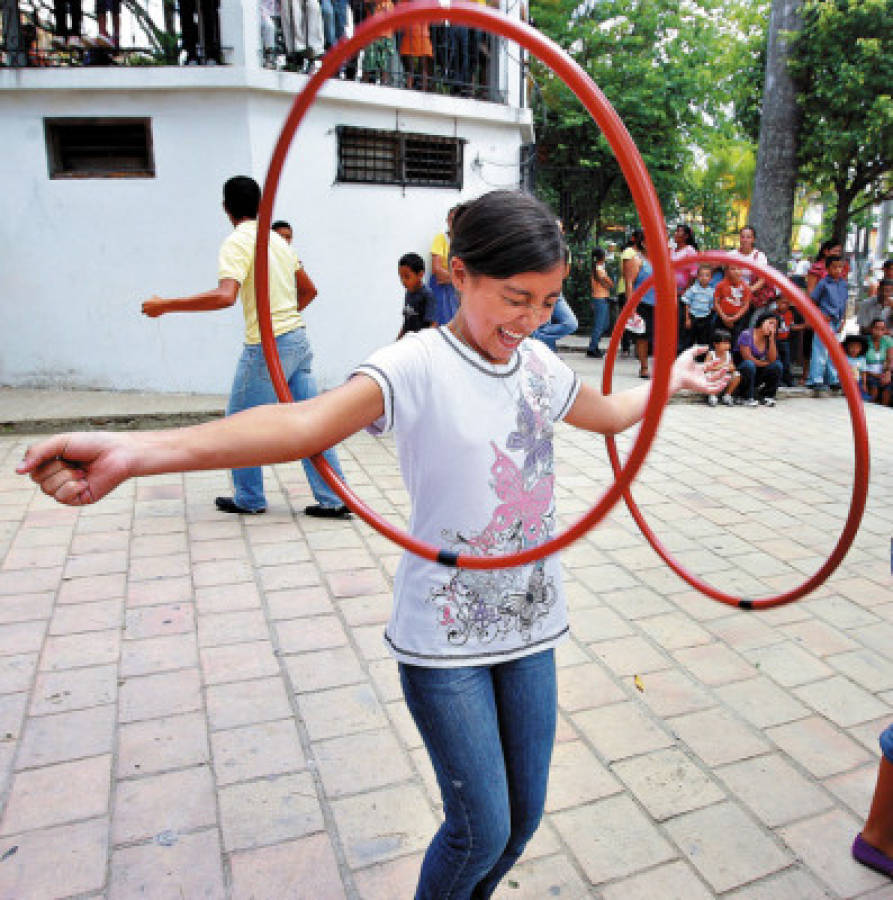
[
  {"x1": 831, "y1": 182, "x2": 855, "y2": 245},
  {"x1": 749, "y1": 0, "x2": 803, "y2": 272}
]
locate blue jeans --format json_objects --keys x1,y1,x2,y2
[
  {"x1": 400, "y1": 650, "x2": 556, "y2": 899},
  {"x1": 532, "y1": 296, "x2": 578, "y2": 351},
  {"x1": 226, "y1": 328, "x2": 346, "y2": 511},
  {"x1": 588, "y1": 297, "x2": 610, "y2": 353},
  {"x1": 881, "y1": 724, "x2": 893, "y2": 763},
  {"x1": 808, "y1": 331, "x2": 840, "y2": 387},
  {"x1": 738, "y1": 359, "x2": 783, "y2": 400}
]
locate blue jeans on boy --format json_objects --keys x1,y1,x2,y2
[
  {"x1": 399, "y1": 649, "x2": 556, "y2": 899},
  {"x1": 532, "y1": 296, "x2": 578, "y2": 351},
  {"x1": 807, "y1": 331, "x2": 840, "y2": 387},
  {"x1": 226, "y1": 328, "x2": 346, "y2": 512},
  {"x1": 588, "y1": 297, "x2": 610, "y2": 353}
]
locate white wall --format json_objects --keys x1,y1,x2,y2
[{"x1": 0, "y1": 68, "x2": 532, "y2": 394}]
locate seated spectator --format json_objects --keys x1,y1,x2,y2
[
  {"x1": 840, "y1": 333, "x2": 869, "y2": 399},
  {"x1": 863, "y1": 318, "x2": 893, "y2": 406},
  {"x1": 736, "y1": 310, "x2": 783, "y2": 407},
  {"x1": 852, "y1": 723, "x2": 893, "y2": 878},
  {"x1": 680, "y1": 263, "x2": 715, "y2": 350},
  {"x1": 533, "y1": 222, "x2": 578, "y2": 352},
  {"x1": 857, "y1": 279, "x2": 893, "y2": 335},
  {"x1": 705, "y1": 329, "x2": 739, "y2": 407},
  {"x1": 714, "y1": 264, "x2": 752, "y2": 354}
]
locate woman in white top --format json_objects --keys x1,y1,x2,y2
[{"x1": 20, "y1": 191, "x2": 726, "y2": 899}]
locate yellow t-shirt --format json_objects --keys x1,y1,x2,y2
[
  {"x1": 431, "y1": 231, "x2": 449, "y2": 260},
  {"x1": 617, "y1": 246, "x2": 637, "y2": 295},
  {"x1": 218, "y1": 220, "x2": 304, "y2": 345}
]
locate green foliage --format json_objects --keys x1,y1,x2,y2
[
  {"x1": 789, "y1": 0, "x2": 893, "y2": 237},
  {"x1": 528, "y1": 0, "x2": 768, "y2": 299}
]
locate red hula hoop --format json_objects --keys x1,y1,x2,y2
[
  {"x1": 602, "y1": 251, "x2": 870, "y2": 609},
  {"x1": 254, "y1": 1, "x2": 680, "y2": 570}
]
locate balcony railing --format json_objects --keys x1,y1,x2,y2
[{"x1": 1, "y1": 0, "x2": 510, "y2": 103}]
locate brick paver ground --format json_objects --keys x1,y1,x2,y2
[{"x1": 0, "y1": 360, "x2": 891, "y2": 898}]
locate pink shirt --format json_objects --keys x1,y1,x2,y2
[{"x1": 670, "y1": 244, "x2": 698, "y2": 293}]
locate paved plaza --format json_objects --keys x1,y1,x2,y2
[{"x1": 0, "y1": 352, "x2": 891, "y2": 898}]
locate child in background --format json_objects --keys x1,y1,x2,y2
[
  {"x1": 713, "y1": 264, "x2": 752, "y2": 354},
  {"x1": 705, "y1": 328, "x2": 740, "y2": 407},
  {"x1": 396, "y1": 252, "x2": 436, "y2": 339},
  {"x1": 272, "y1": 220, "x2": 293, "y2": 244},
  {"x1": 774, "y1": 294, "x2": 800, "y2": 387},
  {"x1": 863, "y1": 318, "x2": 893, "y2": 406},
  {"x1": 398, "y1": 0, "x2": 433, "y2": 90},
  {"x1": 841, "y1": 333, "x2": 869, "y2": 399},
  {"x1": 807, "y1": 254, "x2": 848, "y2": 391},
  {"x1": 19, "y1": 190, "x2": 727, "y2": 900},
  {"x1": 681, "y1": 263, "x2": 715, "y2": 350}
]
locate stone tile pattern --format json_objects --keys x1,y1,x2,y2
[{"x1": 0, "y1": 390, "x2": 891, "y2": 898}]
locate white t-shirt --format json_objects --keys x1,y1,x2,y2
[
  {"x1": 354, "y1": 326, "x2": 581, "y2": 667},
  {"x1": 729, "y1": 248, "x2": 768, "y2": 285}
]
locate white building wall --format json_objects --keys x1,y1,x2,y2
[{"x1": 0, "y1": 67, "x2": 532, "y2": 393}]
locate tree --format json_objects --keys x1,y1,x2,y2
[
  {"x1": 749, "y1": 0, "x2": 802, "y2": 270},
  {"x1": 789, "y1": 0, "x2": 893, "y2": 242},
  {"x1": 529, "y1": 0, "x2": 764, "y2": 255}
]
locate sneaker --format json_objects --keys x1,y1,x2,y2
[
  {"x1": 215, "y1": 496, "x2": 266, "y2": 515},
  {"x1": 743, "y1": 398, "x2": 759, "y2": 407},
  {"x1": 304, "y1": 503, "x2": 352, "y2": 520},
  {"x1": 760, "y1": 397, "x2": 776, "y2": 407},
  {"x1": 707, "y1": 394, "x2": 718, "y2": 407},
  {"x1": 721, "y1": 394, "x2": 734, "y2": 407},
  {"x1": 585, "y1": 349, "x2": 603, "y2": 359}
]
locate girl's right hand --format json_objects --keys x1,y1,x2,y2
[{"x1": 16, "y1": 432, "x2": 137, "y2": 506}]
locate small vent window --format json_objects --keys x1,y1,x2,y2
[
  {"x1": 336, "y1": 126, "x2": 463, "y2": 189},
  {"x1": 45, "y1": 118, "x2": 155, "y2": 179}
]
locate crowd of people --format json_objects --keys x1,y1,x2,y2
[
  {"x1": 262, "y1": 0, "x2": 503, "y2": 98},
  {"x1": 581, "y1": 226, "x2": 893, "y2": 409}
]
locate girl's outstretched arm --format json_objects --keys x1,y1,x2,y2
[
  {"x1": 17, "y1": 375, "x2": 384, "y2": 507},
  {"x1": 565, "y1": 346, "x2": 728, "y2": 436}
]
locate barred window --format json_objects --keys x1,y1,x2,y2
[
  {"x1": 45, "y1": 118, "x2": 155, "y2": 179},
  {"x1": 336, "y1": 126, "x2": 464, "y2": 189}
]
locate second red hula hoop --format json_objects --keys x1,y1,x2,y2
[
  {"x1": 602, "y1": 251, "x2": 870, "y2": 609},
  {"x1": 253, "y1": 1, "x2": 678, "y2": 570}
]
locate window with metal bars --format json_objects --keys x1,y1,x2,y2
[
  {"x1": 44, "y1": 118, "x2": 155, "y2": 179},
  {"x1": 336, "y1": 126, "x2": 464, "y2": 189}
]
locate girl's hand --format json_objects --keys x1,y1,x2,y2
[
  {"x1": 669, "y1": 346, "x2": 730, "y2": 396},
  {"x1": 141, "y1": 296, "x2": 166, "y2": 318},
  {"x1": 16, "y1": 432, "x2": 137, "y2": 506}
]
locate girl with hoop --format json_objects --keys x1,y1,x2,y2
[{"x1": 19, "y1": 190, "x2": 725, "y2": 898}]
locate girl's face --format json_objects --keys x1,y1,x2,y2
[
  {"x1": 450, "y1": 260, "x2": 564, "y2": 364},
  {"x1": 739, "y1": 229, "x2": 755, "y2": 251},
  {"x1": 759, "y1": 318, "x2": 777, "y2": 337},
  {"x1": 674, "y1": 226, "x2": 687, "y2": 248}
]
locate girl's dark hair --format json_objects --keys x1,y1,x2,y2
[
  {"x1": 223, "y1": 176, "x2": 261, "y2": 220},
  {"x1": 449, "y1": 191, "x2": 565, "y2": 279},
  {"x1": 591, "y1": 246, "x2": 606, "y2": 264},
  {"x1": 675, "y1": 223, "x2": 699, "y2": 250},
  {"x1": 815, "y1": 238, "x2": 840, "y2": 261},
  {"x1": 712, "y1": 328, "x2": 732, "y2": 344},
  {"x1": 629, "y1": 228, "x2": 646, "y2": 252},
  {"x1": 755, "y1": 309, "x2": 780, "y2": 329},
  {"x1": 272, "y1": 219, "x2": 291, "y2": 232}
]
